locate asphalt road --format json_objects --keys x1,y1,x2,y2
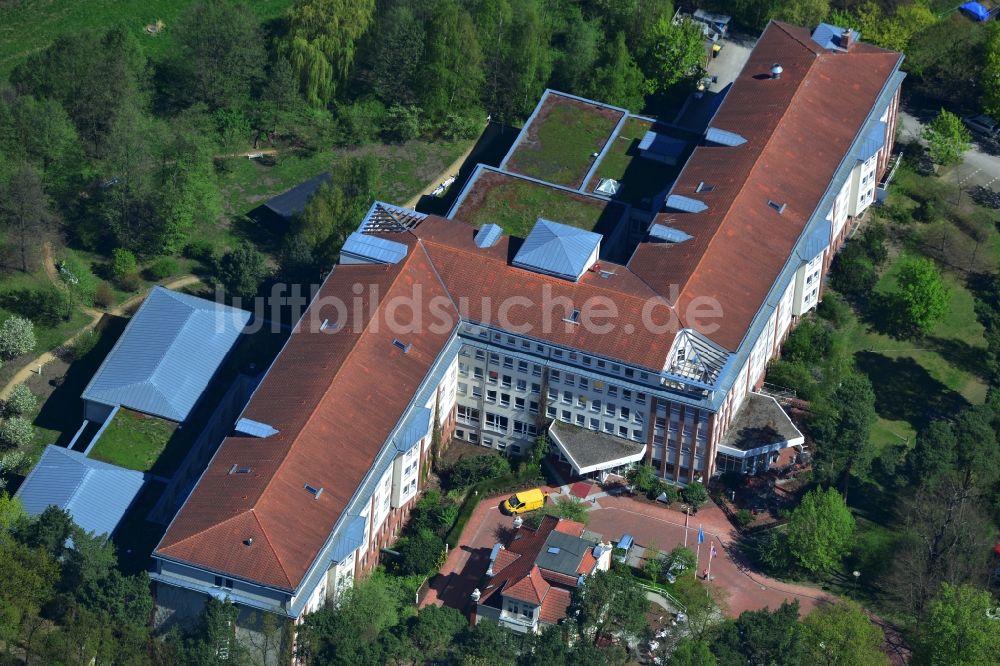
[{"x1": 898, "y1": 109, "x2": 1000, "y2": 189}]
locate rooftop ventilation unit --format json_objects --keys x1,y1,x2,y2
[
  {"x1": 770, "y1": 63, "x2": 783, "y2": 80},
  {"x1": 665, "y1": 194, "x2": 708, "y2": 214},
  {"x1": 547, "y1": 547, "x2": 561, "y2": 555},
  {"x1": 475, "y1": 223, "x2": 504, "y2": 248},
  {"x1": 228, "y1": 464, "x2": 252, "y2": 475},
  {"x1": 234, "y1": 418, "x2": 279, "y2": 438},
  {"x1": 696, "y1": 181, "x2": 714, "y2": 193}
]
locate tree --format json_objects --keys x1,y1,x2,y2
[
  {"x1": 167, "y1": 0, "x2": 266, "y2": 111},
  {"x1": 672, "y1": 574, "x2": 728, "y2": 643},
  {"x1": 294, "y1": 155, "x2": 378, "y2": 264},
  {"x1": 643, "y1": 17, "x2": 704, "y2": 95},
  {"x1": 786, "y1": 487, "x2": 855, "y2": 575},
  {"x1": 362, "y1": 4, "x2": 425, "y2": 107},
  {"x1": 0, "y1": 491, "x2": 24, "y2": 529},
  {"x1": 922, "y1": 109, "x2": 970, "y2": 166},
  {"x1": 809, "y1": 372, "x2": 876, "y2": 499},
  {"x1": 155, "y1": 127, "x2": 222, "y2": 254},
  {"x1": 215, "y1": 242, "x2": 267, "y2": 300},
  {"x1": 283, "y1": 0, "x2": 376, "y2": 106},
  {"x1": 890, "y1": 256, "x2": 949, "y2": 337},
  {"x1": 627, "y1": 464, "x2": 657, "y2": 494},
  {"x1": 0, "y1": 316, "x2": 36, "y2": 359},
  {"x1": 4, "y1": 384, "x2": 36, "y2": 418},
  {"x1": 712, "y1": 601, "x2": 804, "y2": 666},
  {"x1": 572, "y1": 567, "x2": 649, "y2": 644},
  {"x1": 0, "y1": 163, "x2": 57, "y2": 272},
  {"x1": 913, "y1": 584, "x2": 1000, "y2": 666},
  {"x1": 447, "y1": 454, "x2": 511, "y2": 488},
  {"x1": 552, "y1": 8, "x2": 603, "y2": 95},
  {"x1": 801, "y1": 600, "x2": 888, "y2": 666},
  {"x1": 0, "y1": 535, "x2": 59, "y2": 657},
  {"x1": 408, "y1": 605, "x2": 466, "y2": 661},
  {"x1": 394, "y1": 528, "x2": 444, "y2": 576},
  {"x1": 521, "y1": 624, "x2": 571, "y2": 665},
  {"x1": 669, "y1": 639, "x2": 717, "y2": 665},
  {"x1": 682, "y1": 481, "x2": 709, "y2": 507},
  {"x1": 830, "y1": 245, "x2": 877, "y2": 296},
  {"x1": 110, "y1": 248, "x2": 137, "y2": 281},
  {"x1": 417, "y1": 0, "x2": 484, "y2": 125},
  {"x1": 772, "y1": 0, "x2": 829, "y2": 29},
  {"x1": 458, "y1": 618, "x2": 520, "y2": 665},
  {"x1": 983, "y1": 22, "x2": 1000, "y2": 120},
  {"x1": 0, "y1": 94, "x2": 85, "y2": 197},
  {"x1": 666, "y1": 546, "x2": 698, "y2": 574},
  {"x1": 587, "y1": 32, "x2": 647, "y2": 112}
]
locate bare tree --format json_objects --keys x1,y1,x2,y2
[{"x1": 0, "y1": 163, "x2": 57, "y2": 272}]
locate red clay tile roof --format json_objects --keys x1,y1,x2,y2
[
  {"x1": 505, "y1": 565, "x2": 551, "y2": 605},
  {"x1": 553, "y1": 519, "x2": 586, "y2": 536},
  {"x1": 576, "y1": 548, "x2": 598, "y2": 575},
  {"x1": 629, "y1": 22, "x2": 901, "y2": 351},
  {"x1": 492, "y1": 548, "x2": 521, "y2": 572},
  {"x1": 156, "y1": 244, "x2": 459, "y2": 590},
  {"x1": 539, "y1": 587, "x2": 573, "y2": 624}
]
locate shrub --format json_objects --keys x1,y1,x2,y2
[
  {"x1": 765, "y1": 360, "x2": 819, "y2": 401},
  {"x1": 146, "y1": 257, "x2": 179, "y2": 281},
  {"x1": 336, "y1": 99, "x2": 385, "y2": 146},
  {"x1": 215, "y1": 242, "x2": 267, "y2": 299},
  {"x1": 627, "y1": 464, "x2": 657, "y2": 494},
  {"x1": 70, "y1": 330, "x2": 99, "y2": 361},
  {"x1": 94, "y1": 282, "x2": 115, "y2": 309},
  {"x1": 0, "y1": 417, "x2": 34, "y2": 449},
  {"x1": 666, "y1": 546, "x2": 697, "y2": 574},
  {"x1": 4, "y1": 384, "x2": 37, "y2": 417},
  {"x1": 58, "y1": 254, "x2": 98, "y2": 306},
  {"x1": 383, "y1": 104, "x2": 423, "y2": 143},
  {"x1": 734, "y1": 509, "x2": 755, "y2": 528},
  {"x1": 647, "y1": 479, "x2": 679, "y2": 503},
  {"x1": 394, "y1": 528, "x2": 445, "y2": 576},
  {"x1": 118, "y1": 272, "x2": 142, "y2": 293},
  {"x1": 829, "y1": 246, "x2": 876, "y2": 296},
  {"x1": 817, "y1": 291, "x2": 852, "y2": 328},
  {"x1": 447, "y1": 454, "x2": 511, "y2": 489},
  {"x1": 110, "y1": 248, "x2": 137, "y2": 281},
  {"x1": 184, "y1": 240, "x2": 216, "y2": 263},
  {"x1": 781, "y1": 319, "x2": 833, "y2": 365},
  {"x1": 682, "y1": 481, "x2": 709, "y2": 506},
  {"x1": 0, "y1": 316, "x2": 36, "y2": 359},
  {"x1": 440, "y1": 111, "x2": 484, "y2": 141}
]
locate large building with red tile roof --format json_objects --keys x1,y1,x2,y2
[{"x1": 151, "y1": 20, "x2": 902, "y2": 635}]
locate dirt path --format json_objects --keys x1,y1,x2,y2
[
  {"x1": 403, "y1": 141, "x2": 479, "y2": 209},
  {"x1": 0, "y1": 246, "x2": 201, "y2": 400}
]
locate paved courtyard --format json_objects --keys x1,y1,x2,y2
[{"x1": 422, "y1": 491, "x2": 832, "y2": 617}]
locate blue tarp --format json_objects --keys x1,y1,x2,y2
[{"x1": 961, "y1": 2, "x2": 989, "y2": 21}]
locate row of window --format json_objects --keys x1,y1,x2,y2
[
  {"x1": 545, "y1": 405, "x2": 644, "y2": 441},
  {"x1": 453, "y1": 428, "x2": 524, "y2": 454},
  {"x1": 459, "y1": 336, "x2": 652, "y2": 383}
]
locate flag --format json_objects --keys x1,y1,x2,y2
[
  {"x1": 697, "y1": 526, "x2": 705, "y2": 544},
  {"x1": 710, "y1": 543, "x2": 717, "y2": 559}
]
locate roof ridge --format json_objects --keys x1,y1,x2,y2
[
  {"x1": 247, "y1": 509, "x2": 294, "y2": 588},
  {"x1": 771, "y1": 20, "x2": 823, "y2": 55},
  {"x1": 158, "y1": 509, "x2": 256, "y2": 553}
]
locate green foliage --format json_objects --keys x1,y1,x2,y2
[
  {"x1": 817, "y1": 290, "x2": 852, "y2": 328},
  {"x1": 627, "y1": 463, "x2": 657, "y2": 493},
  {"x1": 772, "y1": 0, "x2": 829, "y2": 29},
  {"x1": 913, "y1": 583, "x2": 1000, "y2": 666},
  {"x1": 394, "y1": 528, "x2": 445, "y2": 576},
  {"x1": 809, "y1": 372, "x2": 876, "y2": 494},
  {"x1": 0, "y1": 93, "x2": 86, "y2": 197},
  {"x1": 667, "y1": 545, "x2": 697, "y2": 574},
  {"x1": 214, "y1": 241, "x2": 267, "y2": 299},
  {"x1": 59, "y1": 254, "x2": 99, "y2": 307},
  {"x1": 0, "y1": 315, "x2": 36, "y2": 359},
  {"x1": 922, "y1": 109, "x2": 971, "y2": 167},
  {"x1": 110, "y1": 248, "x2": 137, "y2": 281},
  {"x1": 781, "y1": 318, "x2": 833, "y2": 365},
  {"x1": 644, "y1": 17, "x2": 704, "y2": 94},
  {"x1": 0, "y1": 162, "x2": 57, "y2": 273},
  {"x1": 734, "y1": 508, "x2": 754, "y2": 528},
  {"x1": 146, "y1": 257, "x2": 179, "y2": 281},
  {"x1": 447, "y1": 454, "x2": 511, "y2": 489},
  {"x1": 830, "y1": 242, "x2": 877, "y2": 296},
  {"x1": 4, "y1": 384, "x2": 37, "y2": 418},
  {"x1": 669, "y1": 638, "x2": 717, "y2": 665},
  {"x1": 571, "y1": 567, "x2": 649, "y2": 643},
  {"x1": 888, "y1": 255, "x2": 949, "y2": 337},
  {"x1": 293, "y1": 155, "x2": 377, "y2": 263},
  {"x1": 801, "y1": 599, "x2": 888, "y2": 665},
  {"x1": 829, "y1": 1, "x2": 935, "y2": 53},
  {"x1": 765, "y1": 360, "x2": 819, "y2": 401},
  {"x1": 984, "y1": 23, "x2": 1000, "y2": 120},
  {"x1": 335, "y1": 98, "x2": 386, "y2": 145},
  {"x1": 526, "y1": 495, "x2": 590, "y2": 529},
  {"x1": 786, "y1": 487, "x2": 855, "y2": 574},
  {"x1": 587, "y1": 32, "x2": 647, "y2": 112},
  {"x1": 417, "y1": 0, "x2": 484, "y2": 125},
  {"x1": 712, "y1": 601, "x2": 804, "y2": 666},
  {"x1": 383, "y1": 105, "x2": 423, "y2": 143},
  {"x1": 283, "y1": 0, "x2": 376, "y2": 106},
  {"x1": 682, "y1": 481, "x2": 709, "y2": 506}
]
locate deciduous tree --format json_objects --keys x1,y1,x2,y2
[
  {"x1": 786, "y1": 487, "x2": 855, "y2": 575},
  {"x1": 215, "y1": 241, "x2": 267, "y2": 300},
  {"x1": 643, "y1": 17, "x2": 705, "y2": 94},
  {"x1": 922, "y1": 109, "x2": 970, "y2": 166},
  {"x1": 890, "y1": 256, "x2": 949, "y2": 337},
  {"x1": 0, "y1": 316, "x2": 36, "y2": 359},
  {"x1": 572, "y1": 567, "x2": 649, "y2": 644},
  {"x1": 0, "y1": 163, "x2": 57, "y2": 272},
  {"x1": 810, "y1": 372, "x2": 876, "y2": 498},
  {"x1": 801, "y1": 600, "x2": 888, "y2": 666},
  {"x1": 587, "y1": 32, "x2": 647, "y2": 112},
  {"x1": 913, "y1": 584, "x2": 1000, "y2": 666},
  {"x1": 712, "y1": 601, "x2": 804, "y2": 666}
]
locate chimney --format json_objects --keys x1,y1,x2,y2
[
  {"x1": 770, "y1": 63, "x2": 783, "y2": 80},
  {"x1": 840, "y1": 29, "x2": 852, "y2": 50}
]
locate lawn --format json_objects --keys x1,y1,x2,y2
[
  {"x1": 453, "y1": 170, "x2": 623, "y2": 238},
  {"x1": 0, "y1": 0, "x2": 293, "y2": 75},
  {"x1": 505, "y1": 95, "x2": 623, "y2": 189},
  {"x1": 587, "y1": 117, "x2": 683, "y2": 208},
  {"x1": 88, "y1": 407, "x2": 180, "y2": 474}
]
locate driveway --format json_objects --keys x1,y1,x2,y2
[
  {"x1": 424, "y1": 492, "x2": 832, "y2": 617},
  {"x1": 898, "y1": 109, "x2": 1000, "y2": 189}
]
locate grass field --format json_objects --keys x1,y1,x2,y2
[
  {"x1": 453, "y1": 171, "x2": 619, "y2": 238},
  {"x1": 0, "y1": 0, "x2": 293, "y2": 75},
  {"x1": 505, "y1": 96, "x2": 622, "y2": 189},
  {"x1": 88, "y1": 407, "x2": 180, "y2": 474}
]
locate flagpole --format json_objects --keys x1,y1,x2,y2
[
  {"x1": 696, "y1": 523, "x2": 702, "y2": 568},
  {"x1": 707, "y1": 540, "x2": 715, "y2": 581},
  {"x1": 684, "y1": 507, "x2": 690, "y2": 547}
]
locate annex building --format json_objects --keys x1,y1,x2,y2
[{"x1": 151, "y1": 21, "x2": 903, "y2": 633}]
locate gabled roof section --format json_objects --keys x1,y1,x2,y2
[
  {"x1": 156, "y1": 243, "x2": 459, "y2": 590},
  {"x1": 340, "y1": 232, "x2": 409, "y2": 264},
  {"x1": 512, "y1": 218, "x2": 601, "y2": 281},
  {"x1": 15, "y1": 445, "x2": 145, "y2": 537},
  {"x1": 81, "y1": 287, "x2": 250, "y2": 422},
  {"x1": 505, "y1": 565, "x2": 550, "y2": 605},
  {"x1": 264, "y1": 173, "x2": 331, "y2": 220},
  {"x1": 358, "y1": 201, "x2": 426, "y2": 233}
]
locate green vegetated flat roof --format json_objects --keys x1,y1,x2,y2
[
  {"x1": 505, "y1": 95, "x2": 623, "y2": 189},
  {"x1": 88, "y1": 407, "x2": 179, "y2": 474},
  {"x1": 453, "y1": 170, "x2": 620, "y2": 239},
  {"x1": 588, "y1": 117, "x2": 685, "y2": 207}
]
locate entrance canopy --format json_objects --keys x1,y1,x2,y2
[{"x1": 548, "y1": 422, "x2": 646, "y2": 476}]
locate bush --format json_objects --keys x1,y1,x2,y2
[
  {"x1": 682, "y1": 481, "x2": 709, "y2": 506},
  {"x1": 0, "y1": 417, "x2": 34, "y2": 449},
  {"x1": 336, "y1": 99, "x2": 385, "y2": 146},
  {"x1": 627, "y1": 464, "x2": 657, "y2": 494},
  {"x1": 734, "y1": 509, "x2": 755, "y2": 528},
  {"x1": 817, "y1": 291, "x2": 851, "y2": 328},
  {"x1": 4, "y1": 384, "x2": 37, "y2": 417},
  {"x1": 781, "y1": 318, "x2": 833, "y2": 365},
  {"x1": 94, "y1": 282, "x2": 115, "y2": 309},
  {"x1": 829, "y1": 246, "x2": 876, "y2": 296},
  {"x1": 647, "y1": 479, "x2": 679, "y2": 503},
  {"x1": 0, "y1": 316, "x2": 36, "y2": 359},
  {"x1": 215, "y1": 242, "x2": 266, "y2": 299},
  {"x1": 394, "y1": 528, "x2": 445, "y2": 576},
  {"x1": 383, "y1": 104, "x2": 423, "y2": 143},
  {"x1": 439, "y1": 111, "x2": 484, "y2": 141},
  {"x1": 765, "y1": 360, "x2": 819, "y2": 401},
  {"x1": 184, "y1": 240, "x2": 216, "y2": 263},
  {"x1": 110, "y1": 248, "x2": 137, "y2": 281},
  {"x1": 146, "y1": 257, "x2": 179, "y2": 281},
  {"x1": 69, "y1": 330, "x2": 99, "y2": 361},
  {"x1": 118, "y1": 272, "x2": 142, "y2": 293},
  {"x1": 447, "y1": 454, "x2": 511, "y2": 489},
  {"x1": 58, "y1": 254, "x2": 98, "y2": 306},
  {"x1": 666, "y1": 546, "x2": 697, "y2": 575}
]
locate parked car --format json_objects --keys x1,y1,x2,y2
[
  {"x1": 502, "y1": 488, "x2": 547, "y2": 514},
  {"x1": 963, "y1": 114, "x2": 1000, "y2": 137}
]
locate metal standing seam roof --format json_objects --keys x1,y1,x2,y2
[
  {"x1": 263, "y1": 173, "x2": 332, "y2": 220},
  {"x1": 856, "y1": 120, "x2": 886, "y2": 162},
  {"x1": 649, "y1": 224, "x2": 693, "y2": 243},
  {"x1": 512, "y1": 218, "x2": 602, "y2": 281},
  {"x1": 704, "y1": 127, "x2": 747, "y2": 147},
  {"x1": 341, "y1": 232, "x2": 409, "y2": 264},
  {"x1": 665, "y1": 194, "x2": 709, "y2": 213},
  {"x1": 811, "y1": 23, "x2": 859, "y2": 50},
  {"x1": 14, "y1": 445, "x2": 145, "y2": 537},
  {"x1": 474, "y1": 223, "x2": 504, "y2": 248},
  {"x1": 81, "y1": 287, "x2": 251, "y2": 422}
]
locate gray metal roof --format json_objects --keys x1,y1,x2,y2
[
  {"x1": 14, "y1": 445, "x2": 145, "y2": 537},
  {"x1": 856, "y1": 121, "x2": 886, "y2": 162},
  {"x1": 512, "y1": 218, "x2": 601, "y2": 281},
  {"x1": 705, "y1": 127, "x2": 747, "y2": 147},
  {"x1": 394, "y1": 407, "x2": 431, "y2": 452},
  {"x1": 341, "y1": 232, "x2": 409, "y2": 264},
  {"x1": 666, "y1": 194, "x2": 708, "y2": 214},
  {"x1": 235, "y1": 418, "x2": 279, "y2": 438},
  {"x1": 82, "y1": 287, "x2": 251, "y2": 422},
  {"x1": 649, "y1": 224, "x2": 693, "y2": 243},
  {"x1": 475, "y1": 223, "x2": 504, "y2": 248},
  {"x1": 811, "y1": 23, "x2": 859, "y2": 51},
  {"x1": 535, "y1": 530, "x2": 591, "y2": 577},
  {"x1": 264, "y1": 173, "x2": 331, "y2": 220}
]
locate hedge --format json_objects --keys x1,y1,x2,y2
[{"x1": 444, "y1": 463, "x2": 543, "y2": 548}]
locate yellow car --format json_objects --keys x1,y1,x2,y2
[{"x1": 503, "y1": 488, "x2": 547, "y2": 514}]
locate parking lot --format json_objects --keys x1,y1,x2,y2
[{"x1": 422, "y1": 491, "x2": 833, "y2": 617}]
